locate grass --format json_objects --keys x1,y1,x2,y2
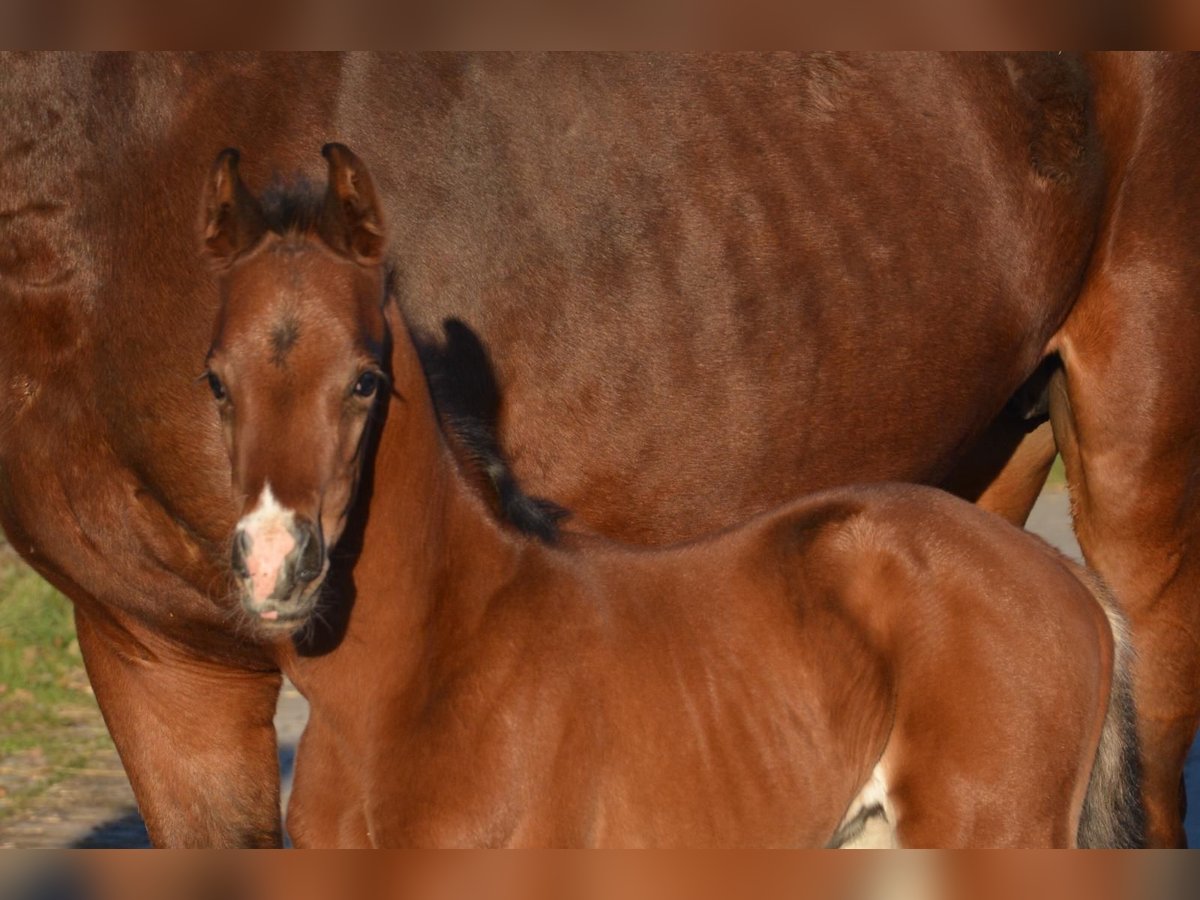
[
  {"x1": 1047, "y1": 454, "x2": 1067, "y2": 489},
  {"x1": 0, "y1": 547, "x2": 109, "y2": 821}
]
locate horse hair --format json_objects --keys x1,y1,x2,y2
[
  {"x1": 414, "y1": 317, "x2": 569, "y2": 543},
  {"x1": 256, "y1": 177, "x2": 326, "y2": 237},
  {"x1": 1074, "y1": 567, "x2": 1147, "y2": 848}
]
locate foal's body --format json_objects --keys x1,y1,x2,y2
[
  {"x1": 197, "y1": 145, "x2": 1140, "y2": 847},
  {"x1": 295, "y1": 477, "x2": 1124, "y2": 848}
]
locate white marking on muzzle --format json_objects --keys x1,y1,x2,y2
[{"x1": 237, "y1": 482, "x2": 298, "y2": 605}]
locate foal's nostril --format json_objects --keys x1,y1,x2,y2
[
  {"x1": 231, "y1": 530, "x2": 251, "y2": 579},
  {"x1": 294, "y1": 524, "x2": 325, "y2": 584}
]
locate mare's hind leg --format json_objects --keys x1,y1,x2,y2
[
  {"x1": 74, "y1": 605, "x2": 284, "y2": 847},
  {"x1": 940, "y1": 356, "x2": 1059, "y2": 526},
  {"x1": 941, "y1": 416, "x2": 1057, "y2": 526},
  {"x1": 1050, "y1": 352, "x2": 1200, "y2": 847},
  {"x1": 1048, "y1": 55, "x2": 1200, "y2": 847}
]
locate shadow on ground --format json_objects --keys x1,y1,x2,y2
[{"x1": 70, "y1": 809, "x2": 149, "y2": 849}]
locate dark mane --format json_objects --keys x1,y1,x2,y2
[
  {"x1": 409, "y1": 315, "x2": 570, "y2": 545},
  {"x1": 438, "y1": 411, "x2": 570, "y2": 544},
  {"x1": 257, "y1": 176, "x2": 327, "y2": 237}
]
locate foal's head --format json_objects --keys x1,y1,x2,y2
[{"x1": 200, "y1": 144, "x2": 388, "y2": 630}]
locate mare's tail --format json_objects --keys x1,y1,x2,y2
[{"x1": 1075, "y1": 568, "x2": 1147, "y2": 848}]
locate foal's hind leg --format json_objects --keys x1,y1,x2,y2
[
  {"x1": 1050, "y1": 54, "x2": 1200, "y2": 848},
  {"x1": 881, "y1": 724, "x2": 1081, "y2": 848}
]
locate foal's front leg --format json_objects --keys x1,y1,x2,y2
[
  {"x1": 74, "y1": 605, "x2": 284, "y2": 847},
  {"x1": 285, "y1": 711, "x2": 372, "y2": 848}
]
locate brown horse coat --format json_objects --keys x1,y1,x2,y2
[
  {"x1": 197, "y1": 149, "x2": 1142, "y2": 846},
  {"x1": 0, "y1": 53, "x2": 1196, "y2": 845},
  {"x1": 297, "y1": 481, "x2": 1140, "y2": 848}
]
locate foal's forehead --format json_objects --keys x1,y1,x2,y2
[
  {"x1": 227, "y1": 240, "x2": 358, "y2": 310},
  {"x1": 219, "y1": 239, "x2": 382, "y2": 352}
]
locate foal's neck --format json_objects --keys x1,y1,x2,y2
[
  {"x1": 283, "y1": 308, "x2": 533, "y2": 709},
  {"x1": 365, "y1": 310, "x2": 527, "y2": 637}
]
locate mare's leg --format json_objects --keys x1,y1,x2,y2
[
  {"x1": 1050, "y1": 357, "x2": 1200, "y2": 847},
  {"x1": 74, "y1": 605, "x2": 284, "y2": 847},
  {"x1": 1047, "y1": 54, "x2": 1200, "y2": 847},
  {"x1": 941, "y1": 416, "x2": 1057, "y2": 526},
  {"x1": 941, "y1": 357, "x2": 1059, "y2": 525}
]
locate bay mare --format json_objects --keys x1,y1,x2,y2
[
  {"x1": 0, "y1": 54, "x2": 1198, "y2": 845},
  {"x1": 204, "y1": 145, "x2": 1144, "y2": 847}
]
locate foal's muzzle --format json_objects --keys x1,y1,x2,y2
[{"x1": 232, "y1": 513, "x2": 326, "y2": 627}]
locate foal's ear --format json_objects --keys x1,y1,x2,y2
[
  {"x1": 200, "y1": 148, "x2": 266, "y2": 265},
  {"x1": 320, "y1": 143, "x2": 386, "y2": 265}
]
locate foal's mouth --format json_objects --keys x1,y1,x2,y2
[
  {"x1": 242, "y1": 602, "x2": 318, "y2": 635},
  {"x1": 252, "y1": 605, "x2": 311, "y2": 626},
  {"x1": 237, "y1": 574, "x2": 328, "y2": 635}
]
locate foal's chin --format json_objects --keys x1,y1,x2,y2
[{"x1": 237, "y1": 579, "x2": 326, "y2": 637}]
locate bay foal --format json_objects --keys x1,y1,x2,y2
[{"x1": 203, "y1": 145, "x2": 1144, "y2": 847}]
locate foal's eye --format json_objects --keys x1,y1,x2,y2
[
  {"x1": 353, "y1": 371, "x2": 380, "y2": 398},
  {"x1": 207, "y1": 371, "x2": 227, "y2": 401}
]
